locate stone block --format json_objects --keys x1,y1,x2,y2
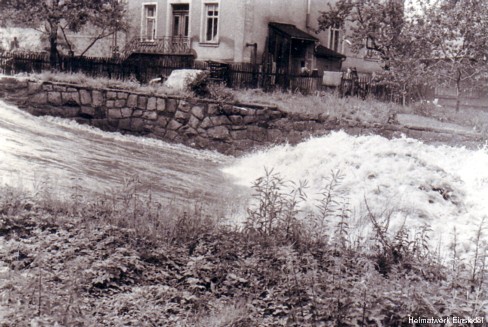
[
  {"x1": 267, "y1": 129, "x2": 283, "y2": 142},
  {"x1": 114, "y1": 99, "x2": 126, "y2": 108},
  {"x1": 197, "y1": 128, "x2": 207, "y2": 137},
  {"x1": 243, "y1": 116, "x2": 257, "y2": 124},
  {"x1": 30, "y1": 92, "x2": 47, "y2": 104},
  {"x1": 80, "y1": 106, "x2": 95, "y2": 117},
  {"x1": 79, "y1": 89, "x2": 91, "y2": 105},
  {"x1": 108, "y1": 108, "x2": 123, "y2": 119},
  {"x1": 62, "y1": 92, "x2": 80, "y2": 105},
  {"x1": 106, "y1": 91, "x2": 117, "y2": 99},
  {"x1": 167, "y1": 119, "x2": 183, "y2": 131},
  {"x1": 121, "y1": 108, "x2": 132, "y2": 118},
  {"x1": 166, "y1": 99, "x2": 178, "y2": 113},
  {"x1": 156, "y1": 116, "x2": 169, "y2": 127},
  {"x1": 270, "y1": 118, "x2": 292, "y2": 132},
  {"x1": 228, "y1": 115, "x2": 243, "y2": 125},
  {"x1": 117, "y1": 92, "x2": 128, "y2": 99},
  {"x1": 60, "y1": 106, "x2": 80, "y2": 117},
  {"x1": 94, "y1": 107, "x2": 106, "y2": 119},
  {"x1": 200, "y1": 117, "x2": 213, "y2": 129},
  {"x1": 211, "y1": 115, "x2": 231, "y2": 126},
  {"x1": 207, "y1": 126, "x2": 230, "y2": 140},
  {"x1": 131, "y1": 118, "x2": 145, "y2": 132},
  {"x1": 67, "y1": 87, "x2": 78, "y2": 92},
  {"x1": 47, "y1": 92, "x2": 62, "y2": 105},
  {"x1": 165, "y1": 130, "x2": 179, "y2": 140},
  {"x1": 92, "y1": 90, "x2": 104, "y2": 107},
  {"x1": 240, "y1": 108, "x2": 256, "y2": 116},
  {"x1": 208, "y1": 103, "x2": 221, "y2": 115},
  {"x1": 247, "y1": 126, "x2": 268, "y2": 142},
  {"x1": 53, "y1": 85, "x2": 66, "y2": 92},
  {"x1": 230, "y1": 130, "x2": 248, "y2": 140},
  {"x1": 127, "y1": 94, "x2": 138, "y2": 108},
  {"x1": 119, "y1": 118, "x2": 131, "y2": 130},
  {"x1": 194, "y1": 136, "x2": 210, "y2": 148},
  {"x1": 156, "y1": 98, "x2": 166, "y2": 111},
  {"x1": 175, "y1": 110, "x2": 190, "y2": 123},
  {"x1": 181, "y1": 126, "x2": 198, "y2": 137},
  {"x1": 147, "y1": 97, "x2": 157, "y2": 110},
  {"x1": 133, "y1": 109, "x2": 143, "y2": 117},
  {"x1": 42, "y1": 84, "x2": 53, "y2": 91},
  {"x1": 106, "y1": 100, "x2": 115, "y2": 108},
  {"x1": 153, "y1": 127, "x2": 166, "y2": 137},
  {"x1": 191, "y1": 105, "x2": 205, "y2": 119},
  {"x1": 188, "y1": 115, "x2": 201, "y2": 129},
  {"x1": 137, "y1": 96, "x2": 147, "y2": 109},
  {"x1": 268, "y1": 110, "x2": 285, "y2": 120},
  {"x1": 27, "y1": 81, "x2": 42, "y2": 94},
  {"x1": 178, "y1": 100, "x2": 192, "y2": 113},
  {"x1": 143, "y1": 111, "x2": 158, "y2": 120}
]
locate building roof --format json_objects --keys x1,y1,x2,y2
[
  {"x1": 268, "y1": 22, "x2": 318, "y2": 42},
  {"x1": 314, "y1": 44, "x2": 346, "y2": 59}
]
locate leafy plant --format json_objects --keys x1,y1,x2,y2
[
  {"x1": 186, "y1": 70, "x2": 211, "y2": 97},
  {"x1": 244, "y1": 168, "x2": 306, "y2": 242}
]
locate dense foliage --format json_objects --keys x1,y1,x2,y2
[
  {"x1": 318, "y1": 0, "x2": 488, "y2": 106},
  {"x1": 0, "y1": 0, "x2": 128, "y2": 65},
  {"x1": 0, "y1": 170, "x2": 486, "y2": 326}
]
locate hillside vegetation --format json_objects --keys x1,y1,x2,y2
[{"x1": 0, "y1": 170, "x2": 487, "y2": 326}]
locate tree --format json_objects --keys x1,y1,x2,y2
[
  {"x1": 317, "y1": 0, "x2": 428, "y2": 103},
  {"x1": 317, "y1": 0, "x2": 488, "y2": 108},
  {"x1": 0, "y1": 0, "x2": 128, "y2": 68},
  {"x1": 317, "y1": 0, "x2": 406, "y2": 69},
  {"x1": 411, "y1": 0, "x2": 488, "y2": 110}
]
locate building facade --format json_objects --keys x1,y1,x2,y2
[{"x1": 125, "y1": 0, "x2": 382, "y2": 74}]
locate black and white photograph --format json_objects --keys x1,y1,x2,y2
[{"x1": 0, "y1": 0, "x2": 487, "y2": 325}]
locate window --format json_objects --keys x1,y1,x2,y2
[
  {"x1": 203, "y1": 3, "x2": 219, "y2": 43},
  {"x1": 329, "y1": 24, "x2": 341, "y2": 52},
  {"x1": 142, "y1": 4, "x2": 157, "y2": 41},
  {"x1": 172, "y1": 4, "x2": 189, "y2": 37}
]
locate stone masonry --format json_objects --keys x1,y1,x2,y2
[{"x1": 0, "y1": 77, "x2": 483, "y2": 155}]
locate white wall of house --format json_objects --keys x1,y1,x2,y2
[{"x1": 127, "y1": 0, "x2": 382, "y2": 73}]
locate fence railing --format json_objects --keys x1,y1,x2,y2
[
  {"x1": 0, "y1": 51, "x2": 399, "y2": 100},
  {"x1": 122, "y1": 37, "x2": 192, "y2": 59}
]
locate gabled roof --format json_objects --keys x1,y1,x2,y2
[
  {"x1": 268, "y1": 22, "x2": 318, "y2": 42},
  {"x1": 315, "y1": 44, "x2": 346, "y2": 59}
]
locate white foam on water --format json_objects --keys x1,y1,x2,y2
[{"x1": 223, "y1": 131, "x2": 488, "y2": 253}]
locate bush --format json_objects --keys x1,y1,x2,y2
[{"x1": 186, "y1": 70, "x2": 234, "y2": 102}]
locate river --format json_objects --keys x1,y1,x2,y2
[
  {"x1": 0, "y1": 99, "x2": 241, "y2": 208},
  {"x1": 1, "y1": 99, "x2": 488, "y2": 254}
]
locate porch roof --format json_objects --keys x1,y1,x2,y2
[
  {"x1": 314, "y1": 44, "x2": 346, "y2": 60},
  {"x1": 268, "y1": 22, "x2": 318, "y2": 42}
]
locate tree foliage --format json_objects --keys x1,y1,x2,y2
[
  {"x1": 0, "y1": 0, "x2": 128, "y2": 66},
  {"x1": 412, "y1": 0, "x2": 488, "y2": 109},
  {"x1": 318, "y1": 0, "x2": 488, "y2": 105}
]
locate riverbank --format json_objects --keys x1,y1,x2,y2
[{"x1": 0, "y1": 74, "x2": 485, "y2": 156}]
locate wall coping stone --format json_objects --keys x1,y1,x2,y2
[{"x1": 32, "y1": 80, "x2": 280, "y2": 111}]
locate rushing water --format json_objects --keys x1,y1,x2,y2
[
  {"x1": 1, "y1": 98, "x2": 488, "y2": 253},
  {"x1": 224, "y1": 131, "x2": 488, "y2": 253},
  {"x1": 0, "y1": 99, "x2": 237, "y2": 207}
]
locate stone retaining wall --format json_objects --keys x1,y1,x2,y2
[{"x1": 0, "y1": 77, "x2": 483, "y2": 155}]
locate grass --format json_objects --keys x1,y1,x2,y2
[{"x1": 0, "y1": 171, "x2": 486, "y2": 326}]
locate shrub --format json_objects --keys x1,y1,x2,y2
[
  {"x1": 244, "y1": 169, "x2": 306, "y2": 243},
  {"x1": 186, "y1": 70, "x2": 211, "y2": 97}
]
